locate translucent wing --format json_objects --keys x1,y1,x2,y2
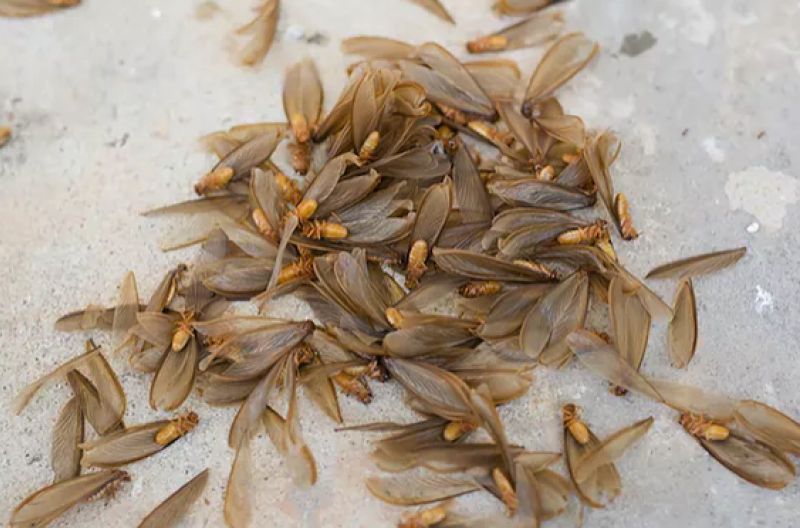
[
  {"x1": 646, "y1": 247, "x2": 747, "y2": 280},
  {"x1": 138, "y1": 469, "x2": 209, "y2": 528}
]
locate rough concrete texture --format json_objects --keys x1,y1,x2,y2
[{"x1": 1, "y1": 0, "x2": 799, "y2": 526}]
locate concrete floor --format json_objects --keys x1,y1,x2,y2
[{"x1": 1, "y1": 0, "x2": 799, "y2": 526}]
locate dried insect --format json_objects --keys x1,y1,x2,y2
[
  {"x1": 562, "y1": 404, "x2": 589, "y2": 445},
  {"x1": 458, "y1": 280, "x2": 502, "y2": 298},
  {"x1": 679, "y1": 413, "x2": 730, "y2": 441},
  {"x1": 398, "y1": 500, "x2": 451, "y2": 528},
  {"x1": 155, "y1": 411, "x2": 200, "y2": 445},
  {"x1": 556, "y1": 220, "x2": 607, "y2": 246},
  {"x1": 333, "y1": 371, "x2": 373, "y2": 403},
  {"x1": 442, "y1": 420, "x2": 477, "y2": 442},
  {"x1": 614, "y1": 193, "x2": 638, "y2": 240},
  {"x1": 467, "y1": 12, "x2": 564, "y2": 54}
]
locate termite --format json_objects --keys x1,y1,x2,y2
[
  {"x1": 274, "y1": 170, "x2": 303, "y2": 205},
  {"x1": 358, "y1": 130, "x2": 380, "y2": 161},
  {"x1": 277, "y1": 255, "x2": 315, "y2": 285},
  {"x1": 333, "y1": 372, "x2": 372, "y2": 404},
  {"x1": 405, "y1": 239, "x2": 429, "y2": 288},
  {"x1": 194, "y1": 166, "x2": 233, "y2": 195},
  {"x1": 398, "y1": 502, "x2": 450, "y2": 528},
  {"x1": 467, "y1": 35, "x2": 509, "y2": 53},
  {"x1": 442, "y1": 420, "x2": 477, "y2": 442},
  {"x1": 679, "y1": 413, "x2": 730, "y2": 441},
  {"x1": 557, "y1": 221, "x2": 607, "y2": 246},
  {"x1": 437, "y1": 103, "x2": 468, "y2": 126},
  {"x1": 154, "y1": 412, "x2": 199, "y2": 446},
  {"x1": 458, "y1": 280, "x2": 502, "y2": 298},
  {"x1": 562, "y1": 404, "x2": 590, "y2": 445},
  {"x1": 171, "y1": 312, "x2": 195, "y2": 352},
  {"x1": 301, "y1": 219, "x2": 348, "y2": 240},
  {"x1": 614, "y1": 192, "x2": 639, "y2": 240},
  {"x1": 468, "y1": 121, "x2": 513, "y2": 146},
  {"x1": 492, "y1": 467, "x2": 518, "y2": 515},
  {"x1": 252, "y1": 208, "x2": 277, "y2": 241}
]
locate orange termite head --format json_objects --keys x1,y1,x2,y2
[
  {"x1": 467, "y1": 34, "x2": 509, "y2": 53},
  {"x1": 562, "y1": 403, "x2": 590, "y2": 444}
]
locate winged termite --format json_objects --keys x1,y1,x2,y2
[
  {"x1": 433, "y1": 248, "x2": 554, "y2": 283},
  {"x1": 487, "y1": 178, "x2": 595, "y2": 210},
  {"x1": 80, "y1": 412, "x2": 198, "y2": 468},
  {"x1": 734, "y1": 400, "x2": 800, "y2": 455},
  {"x1": 10, "y1": 470, "x2": 129, "y2": 527},
  {"x1": 406, "y1": 179, "x2": 452, "y2": 287},
  {"x1": 400, "y1": 43, "x2": 495, "y2": 120},
  {"x1": 562, "y1": 404, "x2": 589, "y2": 445},
  {"x1": 646, "y1": 247, "x2": 747, "y2": 280},
  {"x1": 467, "y1": 12, "x2": 563, "y2": 54},
  {"x1": 520, "y1": 271, "x2": 588, "y2": 366},
  {"x1": 681, "y1": 422, "x2": 796, "y2": 490},
  {"x1": 196, "y1": 130, "x2": 282, "y2": 195},
  {"x1": 283, "y1": 59, "x2": 322, "y2": 144},
  {"x1": 668, "y1": 279, "x2": 697, "y2": 369},
  {"x1": 236, "y1": 0, "x2": 279, "y2": 66},
  {"x1": 567, "y1": 329, "x2": 663, "y2": 402},
  {"x1": 138, "y1": 469, "x2": 209, "y2": 528},
  {"x1": 1, "y1": 0, "x2": 80, "y2": 17},
  {"x1": 51, "y1": 396, "x2": 84, "y2": 483},
  {"x1": 367, "y1": 473, "x2": 482, "y2": 506},
  {"x1": 522, "y1": 33, "x2": 599, "y2": 116}
]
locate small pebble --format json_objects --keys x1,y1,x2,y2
[
  {"x1": 286, "y1": 25, "x2": 306, "y2": 41},
  {"x1": 746, "y1": 222, "x2": 759, "y2": 233}
]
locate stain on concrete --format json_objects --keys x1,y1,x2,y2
[{"x1": 620, "y1": 31, "x2": 657, "y2": 57}]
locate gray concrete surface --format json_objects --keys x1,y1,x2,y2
[{"x1": 1, "y1": 0, "x2": 799, "y2": 526}]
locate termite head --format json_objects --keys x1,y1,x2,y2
[
  {"x1": 194, "y1": 166, "x2": 234, "y2": 195},
  {"x1": 562, "y1": 404, "x2": 590, "y2": 445},
  {"x1": 679, "y1": 413, "x2": 730, "y2": 441},
  {"x1": 458, "y1": 280, "x2": 502, "y2": 298},
  {"x1": 466, "y1": 35, "x2": 509, "y2": 53},
  {"x1": 492, "y1": 467, "x2": 518, "y2": 516},
  {"x1": 295, "y1": 198, "x2": 318, "y2": 222},
  {"x1": 443, "y1": 420, "x2": 477, "y2": 442},
  {"x1": 290, "y1": 113, "x2": 310, "y2": 144},
  {"x1": 301, "y1": 219, "x2": 348, "y2": 240},
  {"x1": 154, "y1": 411, "x2": 199, "y2": 446},
  {"x1": 358, "y1": 130, "x2": 381, "y2": 161},
  {"x1": 171, "y1": 312, "x2": 196, "y2": 352},
  {"x1": 614, "y1": 192, "x2": 639, "y2": 240}
]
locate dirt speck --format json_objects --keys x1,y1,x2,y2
[{"x1": 620, "y1": 31, "x2": 657, "y2": 57}]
